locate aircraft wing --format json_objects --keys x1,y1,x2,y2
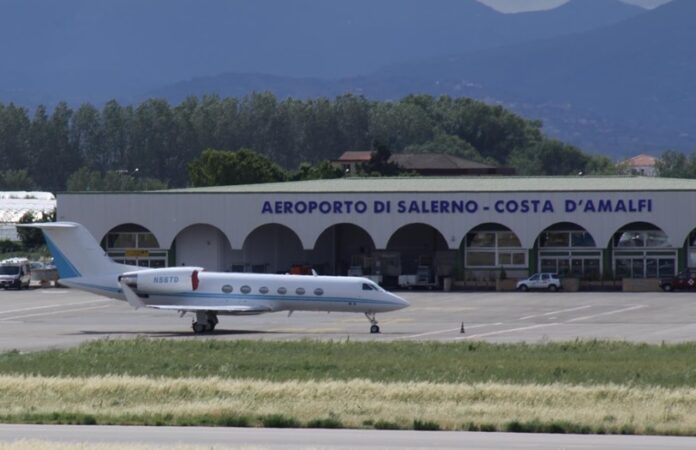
[{"x1": 147, "y1": 305, "x2": 273, "y2": 315}]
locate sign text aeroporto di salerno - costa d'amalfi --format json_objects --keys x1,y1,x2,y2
[{"x1": 261, "y1": 198, "x2": 654, "y2": 215}]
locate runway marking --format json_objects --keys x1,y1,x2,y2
[
  {"x1": 395, "y1": 323, "x2": 504, "y2": 340},
  {"x1": 566, "y1": 305, "x2": 646, "y2": 322},
  {"x1": 0, "y1": 305, "x2": 113, "y2": 322},
  {"x1": 0, "y1": 299, "x2": 111, "y2": 316},
  {"x1": 518, "y1": 305, "x2": 592, "y2": 321},
  {"x1": 454, "y1": 323, "x2": 559, "y2": 340}
]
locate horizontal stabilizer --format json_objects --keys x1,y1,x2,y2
[{"x1": 120, "y1": 279, "x2": 146, "y2": 310}]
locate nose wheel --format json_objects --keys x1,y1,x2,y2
[{"x1": 365, "y1": 312, "x2": 380, "y2": 334}]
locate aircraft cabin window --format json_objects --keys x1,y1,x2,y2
[
  {"x1": 259, "y1": 286, "x2": 269, "y2": 294},
  {"x1": 314, "y1": 288, "x2": 324, "y2": 296},
  {"x1": 296, "y1": 287, "x2": 305, "y2": 295},
  {"x1": 221, "y1": 285, "x2": 233, "y2": 294},
  {"x1": 362, "y1": 283, "x2": 373, "y2": 291},
  {"x1": 277, "y1": 287, "x2": 287, "y2": 295},
  {"x1": 240, "y1": 285, "x2": 251, "y2": 294}
]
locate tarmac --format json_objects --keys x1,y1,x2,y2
[
  {"x1": 1, "y1": 286, "x2": 695, "y2": 351},
  {"x1": 2, "y1": 424, "x2": 696, "y2": 449}
]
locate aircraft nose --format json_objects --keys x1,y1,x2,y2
[{"x1": 391, "y1": 292, "x2": 410, "y2": 309}]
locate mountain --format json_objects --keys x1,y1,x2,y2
[
  {"x1": 373, "y1": 0, "x2": 696, "y2": 154},
  {"x1": 0, "y1": 0, "x2": 644, "y2": 106},
  {"x1": 148, "y1": 0, "x2": 692, "y2": 156}
]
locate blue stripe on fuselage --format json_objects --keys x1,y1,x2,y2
[{"x1": 158, "y1": 291, "x2": 398, "y2": 306}]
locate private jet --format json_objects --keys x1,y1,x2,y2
[{"x1": 25, "y1": 222, "x2": 409, "y2": 334}]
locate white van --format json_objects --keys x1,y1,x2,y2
[{"x1": 0, "y1": 259, "x2": 31, "y2": 290}]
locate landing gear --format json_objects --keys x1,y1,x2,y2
[
  {"x1": 365, "y1": 312, "x2": 380, "y2": 334},
  {"x1": 192, "y1": 311, "x2": 218, "y2": 334}
]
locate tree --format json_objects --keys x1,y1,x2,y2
[
  {"x1": 360, "y1": 142, "x2": 401, "y2": 176},
  {"x1": 0, "y1": 169, "x2": 38, "y2": 190},
  {"x1": 291, "y1": 161, "x2": 344, "y2": 181},
  {"x1": 0, "y1": 103, "x2": 31, "y2": 171},
  {"x1": 508, "y1": 139, "x2": 587, "y2": 176},
  {"x1": 16, "y1": 209, "x2": 55, "y2": 249},
  {"x1": 50, "y1": 102, "x2": 82, "y2": 191},
  {"x1": 188, "y1": 148, "x2": 288, "y2": 187},
  {"x1": 334, "y1": 94, "x2": 371, "y2": 154},
  {"x1": 656, "y1": 150, "x2": 696, "y2": 178},
  {"x1": 1, "y1": 93, "x2": 621, "y2": 190},
  {"x1": 404, "y1": 133, "x2": 495, "y2": 164},
  {"x1": 130, "y1": 99, "x2": 178, "y2": 183},
  {"x1": 101, "y1": 100, "x2": 132, "y2": 172},
  {"x1": 66, "y1": 168, "x2": 167, "y2": 191},
  {"x1": 27, "y1": 105, "x2": 51, "y2": 189},
  {"x1": 72, "y1": 103, "x2": 104, "y2": 171}
]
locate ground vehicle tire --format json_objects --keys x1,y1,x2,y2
[
  {"x1": 549, "y1": 284, "x2": 558, "y2": 292},
  {"x1": 662, "y1": 284, "x2": 673, "y2": 292},
  {"x1": 519, "y1": 284, "x2": 529, "y2": 292}
]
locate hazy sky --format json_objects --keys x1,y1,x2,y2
[{"x1": 478, "y1": 0, "x2": 672, "y2": 13}]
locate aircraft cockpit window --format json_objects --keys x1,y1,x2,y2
[
  {"x1": 296, "y1": 287, "x2": 305, "y2": 295},
  {"x1": 362, "y1": 283, "x2": 373, "y2": 291},
  {"x1": 240, "y1": 285, "x2": 251, "y2": 294},
  {"x1": 370, "y1": 282, "x2": 383, "y2": 292},
  {"x1": 259, "y1": 286, "x2": 269, "y2": 294},
  {"x1": 221, "y1": 284, "x2": 233, "y2": 294},
  {"x1": 314, "y1": 288, "x2": 324, "y2": 296},
  {"x1": 277, "y1": 287, "x2": 287, "y2": 294}
]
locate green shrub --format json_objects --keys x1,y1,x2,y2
[
  {"x1": 259, "y1": 414, "x2": 300, "y2": 428},
  {"x1": 413, "y1": 419, "x2": 440, "y2": 431}
]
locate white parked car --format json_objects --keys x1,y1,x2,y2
[{"x1": 516, "y1": 273, "x2": 561, "y2": 292}]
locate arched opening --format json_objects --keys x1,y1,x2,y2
[
  {"x1": 535, "y1": 222, "x2": 600, "y2": 278},
  {"x1": 386, "y1": 223, "x2": 451, "y2": 287},
  {"x1": 172, "y1": 224, "x2": 233, "y2": 271},
  {"x1": 611, "y1": 222, "x2": 675, "y2": 279},
  {"x1": 310, "y1": 223, "x2": 376, "y2": 276},
  {"x1": 684, "y1": 229, "x2": 696, "y2": 270},
  {"x1": 240, "y1": 224, "x2": 305, "y2": 274},
  {"x1": 101, "y1": 223, "x2": 166, "y2": 268},
  {"x1": 463, "y1": 223, "x2": 527, "y2": 280}
]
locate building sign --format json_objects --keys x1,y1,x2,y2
[
  {"x1": 261, "y1": 198, "x2": 654, "y2": 215},
  {"x1": 125, "y1": 249, "x2": 150, "y2": 257}
]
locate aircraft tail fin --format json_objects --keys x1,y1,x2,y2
[{"x1": 19, "y1": 222, "x2": 129, "y2": 278}]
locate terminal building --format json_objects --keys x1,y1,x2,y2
[{"x1": 57, "y1": 177, "x2": 696, "y2": 286}]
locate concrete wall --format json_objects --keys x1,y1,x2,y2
[
  {"x1": 174, "y1": 224, "x2": 232, "y2": 271},
  {"x1": 58, "y1": 190, "x2": 696, "y2": 275}
]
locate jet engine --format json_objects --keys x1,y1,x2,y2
[{"x1": 118, "y1": 267, "x2": 203, "y2": 294}]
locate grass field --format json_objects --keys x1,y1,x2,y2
[
  {"x1": 2, "y1": 339, "x2": 696, "y2": 387},
  {"x1": 1, "y1": 339, "x2": 695, "y2": 434}
]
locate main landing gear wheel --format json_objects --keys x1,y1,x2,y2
[
  {"x1": 365, "y1": 312, "x2": 380, "y2": 334},
  {"x1": 192, "y1": 311, "x2": 218, "y2": 334}
]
